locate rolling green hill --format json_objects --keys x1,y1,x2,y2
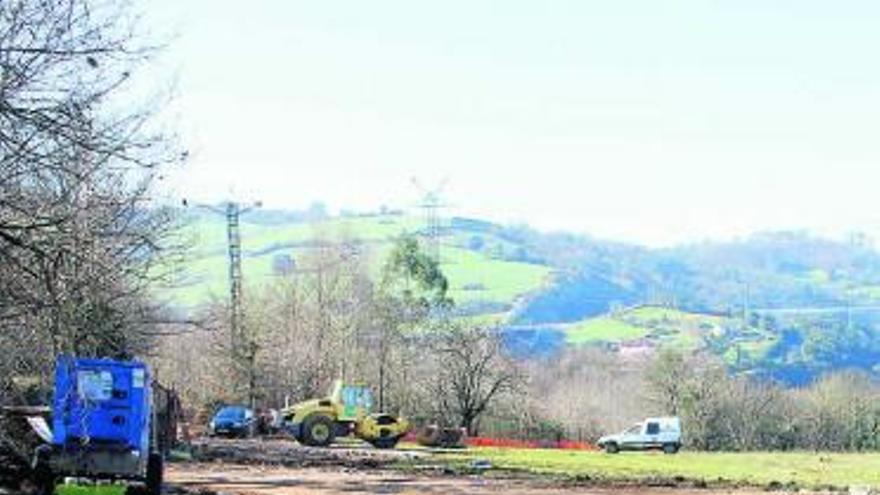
[
  {"x1": 565, "y1": 306, "x2": 724, "y2": 347},
  {"x1": 559, "y1": 305, "x2": 779, "y2": 364},
  {"x1": 159, "y1": 209, "x2": 880, "y2": 385},
  {"x1": 156, "y1": 212, "x2": 553, "y2": 316}
]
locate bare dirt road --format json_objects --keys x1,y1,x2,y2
[{"x1": 167, "y1": 463, "x2": 770, "y2": 495}]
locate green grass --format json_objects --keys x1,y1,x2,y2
[
  {"x1": 726, "y1": 336, "x2": 779, "y2": 365},
  {"x1": 854, "y1": 285, "x2": 880, "y2": 299},
  {"x1": 809, "y1": 269, "x2": 830, "y2": 283},
  {"x1": 56, "y1": 485, "x2": 124, "y2": 495},
  {"x1": 442, "y1": 247, "x2": 551, "y2": 305},
  {"x1": 627, "y1": 306, "x2": 724, "y2": 326},
  {"x1": 566, "y1": 317, "x2": 650, "y2": 344},
  {"x1": 445, "y1": 448, "x2": 880, "y2": 488},
  {"x1": 564, "y1": 306, "x2": 743, "y2": 351}
]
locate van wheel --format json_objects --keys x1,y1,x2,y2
[
  {"x1": 604, "y1": 442, "x2": 619, "y2": 454},
  {"x1": 662, "y1": 443, "x2": 679, "y2": 454}
]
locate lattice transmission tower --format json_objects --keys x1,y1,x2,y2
[{"x1": 411, "y1": 177, "x2": 450, "y2": 262}]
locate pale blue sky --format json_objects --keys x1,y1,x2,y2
[{"x1": 149, "y1": 1, "x2": 880, "y2": 245}]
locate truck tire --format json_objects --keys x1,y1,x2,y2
[
  {"x1": 371, "y1": 436, "x2": 400, "y2": 449},
  {"x1": 33, "y1": 452, "x2": 57, "y2": 495},
  {"x1": 662, "y1": 443, "x2": 680, "y2": 454},
  {"x1": 604, "y1": 442, "x2": 620, "y2": 454},
  {"x1": 35, "y1": 475, "x2": 57, "y2": 495},
  {"x1": 301, "y1": 414, "x2": 336, "y2": 447},
  {"x1": 146, "y1": 452, "x2": 164, "y2": 495}
]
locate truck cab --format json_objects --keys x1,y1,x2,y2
[{"x1": 597, "y1": 417, "x2": 682, "y2": 454}]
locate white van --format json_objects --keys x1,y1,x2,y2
[{"x1": 597, "y1": 417, "x2": 682, "y2": 454}]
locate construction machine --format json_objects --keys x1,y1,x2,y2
[
  {"x1": 281, "y1": 380, "x2": 409, "y2": 449},
  {"x1": 30, "y1": 357, "x2": 177, "y2": 495}
]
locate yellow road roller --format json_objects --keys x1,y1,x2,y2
[{"x1": 281, "y1": 380, "x2": 410, "y2": 449}]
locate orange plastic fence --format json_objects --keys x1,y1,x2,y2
[{"x1": 465, "y1": 436, "x2": 595, "y2": 450}]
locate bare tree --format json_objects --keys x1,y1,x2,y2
[
  {"x1": 0, "y1": 0, "x2": 183, "y2": 403},
  {"x1": 426, "y1": 323, "x2": 521, "y2": 435},
  {"x1": 645, "y1": 348, "x2": 691, "y2": 416},
  {"x1": 524, "y1": 347, "x2": 649, "y2": 441}
]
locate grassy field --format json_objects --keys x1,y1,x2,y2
[
  {"x1": 442, "y1": 247, "x2": 551, "y2": 305},
  {"x1": 564, "y1": 307, "x2": 725, "y2": 348},
  {"x1": 566, "y1": 317, "x2": 650, "y2": 344},
  {"x1": 444, "y1": 448, "x2": 880, "y2": 489},
  {"x1": 156, "y1": 214, "x2": 553, "y2": 312}
]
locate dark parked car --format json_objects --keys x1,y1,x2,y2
[{"x1": 208, "y1": 405, "x2": 256, "y2": 438}]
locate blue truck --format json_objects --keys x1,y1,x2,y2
[{"x1": 32, "y1": 357, "x2": 172, "y2": 495}]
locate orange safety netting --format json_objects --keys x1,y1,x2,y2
[{"x1": 465, "y1": 436, "x2": 595, "y2": 450}]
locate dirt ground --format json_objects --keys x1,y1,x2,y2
[
  {"x1": 167, "y1": 462, "x2": 778, "y2": 495},
  {"x1": 165, "y1": 463, "x2": 766, "y2": 495},
  {"x1": 188, "y1": 438, "x2": 425, "y2": 468},
  {"x1": 169, "y1": 439, "x2": 814, "y2": 495}
]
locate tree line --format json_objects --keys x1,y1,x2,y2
[
  {"x1": 647, "y1": 349, "x2": 880, "y2": 451},
  {"x1": 154, "y1": 235, "x2": 522, "y2": 436},
  {"x1": 153, "y1": 232, "x2": 880, "y2": 452}
]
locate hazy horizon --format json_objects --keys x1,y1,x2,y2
[{"x1": 149, "y1": 1, "x2": 880, "y2": 246}]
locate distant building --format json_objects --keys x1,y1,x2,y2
[{"x1": 272, "y1": 253, "x2": 295, "y2": 276}]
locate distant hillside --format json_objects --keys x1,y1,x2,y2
[
  {"x1": 505, "y1": 228, "x2": 880, "y2": 322},
  {"x1": 160, "y1": 208, "x2": 880, "y2": 384},
  {"x1": 157, "y1": 210, "x2": 553, "y2": 316}
]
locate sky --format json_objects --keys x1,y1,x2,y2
[{"x1": 147, "y1": 1, "x2": 880, "y2": 246}]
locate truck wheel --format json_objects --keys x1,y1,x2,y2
[
  {"x1": 604, "y1": 442, "x2": 620, "y2": 454},
  {"x1": 33, "y1": 454, "x2": 57, "y2": 495},
  {"x1": 35, "y1": 476, "x2": 57, "y2": 495},
  {"x1": 146, "y1": 452, "x2": 164, "y2": 495},
  {"x1": 302, "y1": 415, "x2": 336, "y2": 447},
  {"x1": 371, "y1": 436, "x2": 400, "y2": 449},
  {"x1": 662, "y1": 443, "x2": 680, "y2": 454}
]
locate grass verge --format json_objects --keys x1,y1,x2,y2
[{"x1": 423, "y1": 447, "x2": 880, "y2": 490}]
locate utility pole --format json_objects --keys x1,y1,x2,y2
[{"x1": 194, "y1": 199, "x2": 261, "y2": 406}]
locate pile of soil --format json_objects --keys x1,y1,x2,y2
[{"x1": 189, "y1": 438, "x2": 424, "y2": 470}]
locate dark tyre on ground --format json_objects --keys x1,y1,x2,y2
[
  {"x1": 240, "y1": 423, "x2": 256, "y2": 439},
  {"x1": 604, "y1": 442, "x2": 620, "y2": 454},
  {"x1": 35, "y1": 475, "x2": 58, "y2": 495},
  {"x1": 33, "y1": 453, "x2": 58, "y2": 495},
  {"x1": 146, "y1": 452, "x2": 164, "y2": 495},
  {"x1": 662, "y1": 443, "x2": 680, "y2": 454},
  {"x1": 301, "y1": 414, "x2": 336, "y2": 447},
  {"x1": 371, "y1": 436, "x2": 400, "y2": 449}
]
